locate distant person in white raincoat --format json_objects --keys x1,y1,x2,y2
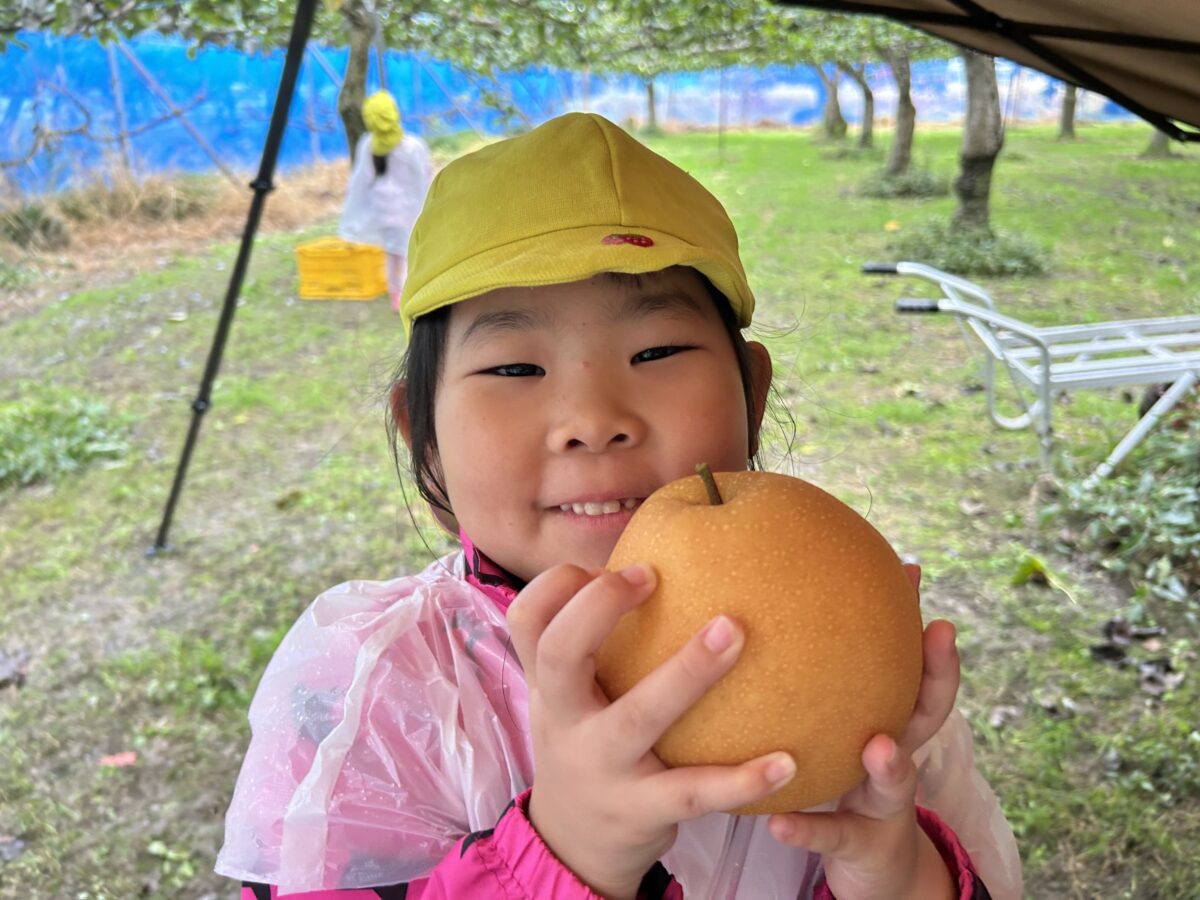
[{"x1": 339, "y1": 90, "x2": 434, "y2": 311}]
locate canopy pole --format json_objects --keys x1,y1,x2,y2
[{"x1": 152, "y1": 0, "x2": 319, "y2": 553}]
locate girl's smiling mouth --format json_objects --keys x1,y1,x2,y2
[{"x1": 557, "y1": 498, "x2": 642, "y2": 516}]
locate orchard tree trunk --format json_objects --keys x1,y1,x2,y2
[
  {"x1": 645, "y1": 79, "x2": 658, "y2": 131},
  {"x1": 881, "y1": 48, "x2": 915, "y2": 176},
  {"x1": 1057, "y1": 82, "x2": 1077, "y2": 140},
  {"x1": 953, "y1": 51, "x2": 1003, "y2": 233},
  {"x1": 1141, "y1": 129, "x2": 1176, "y2": 158},
  {"x1": 338, "y1": 0, "x2": 375, "y2": 162},
  {"x1": 838, "y1": 61, "x2": 874, "y2": 149},
  {"x1": 105, "y1": 43, "x2": 134, "y2": 176},
  {"x1": 816, "y1": 64, "x2": 847, "y2": 139}
]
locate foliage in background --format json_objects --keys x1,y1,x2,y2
[
  {"x1": 888, "y1": 217, "x2": 1048, "y2": 276},
  {"x1": 57, "y1": 172, "x2": 216, "y2": 224},
  {"x1": 425, "y1": 131, "x2": 494, "y2": 165},
  {"x1": 0, "y1": 385, "x2": 130, "y2": 491},
  {"x1": 0, "y1": 257, "x2": 32, "y2": 289},
  {"x1": 2, "y1": 173, "x2": 218, "y2": 250},
  {"x1": 0, "y1": 202, "x2": 70, "y2": 249},
  {"x1": 1051, "y1": 419, "x2": 1200, "y2": 607},
  {"x1": 0, "y1": 0, "x2": 304, "y2": 48},
  {"x1": 859, "y1": 167, "x2": 950, "y2": 198}
]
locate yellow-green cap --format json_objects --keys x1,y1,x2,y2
[
  {"x1": 399, "y1": 113, "x2": 754, "y2": 336},
  {"x1": 363, "y1": 90, "x2": 403, "y2": 156}
]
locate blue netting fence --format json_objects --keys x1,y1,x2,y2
[{"x1": 1, "y1": 32, "x2": 1137, "y2": 196}]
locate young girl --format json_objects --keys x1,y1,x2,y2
[
  {"x1": 217, "y1": 113, "x2": 1022, "y2": 899},
  {"x1": 339, "y1": 90, "x2": 434, "y2": 311}
]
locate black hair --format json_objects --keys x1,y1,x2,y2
[
  {"x1": 388, "y1": 304, "x2": 452, "y2": 516},
  {"x1": 372, "y1": 153, "x2": 388, "y2": 176},
  {"x1": 385, "y1": 272, "x2": 766, "y2": 520}
]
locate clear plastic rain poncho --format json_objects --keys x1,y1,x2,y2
[
  {"x1": 215, "y1": 553, "x2": 1022, "y2": 898},
  {"x1": 339, "y1": 132, "x2": 433, "y2": 256}
]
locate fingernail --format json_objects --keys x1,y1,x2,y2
[
  {"x1": 765, "y1": 753, "x2": 796, "y2": 786},
  {"x1": 703, "y1": 615, "x2": 736, "y2": 653},
  {"x1": 885, "y1": 738, "x2": 899, "y2": 768},
  {"x1": 618, "y1": 563, "x2": 652, "y2": 587},
  {"x1": 771, "y1": 817, "x2": 796, "y2": 841}
]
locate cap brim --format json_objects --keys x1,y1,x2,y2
[{"x1": 402, "y1": 224, "x2": 753, "y2": 335}]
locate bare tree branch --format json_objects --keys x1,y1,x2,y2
[{"x1": 0, "y1": 80, "x2": 208, "y2": 169}]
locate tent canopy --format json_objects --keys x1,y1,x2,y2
[{"x1": 776, "y1": 0, "x2": 1200, "y2": 140}]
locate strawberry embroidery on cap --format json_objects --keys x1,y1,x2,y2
[{"x1": 601, "y1": 233, "x2": 654, "y2": 247}]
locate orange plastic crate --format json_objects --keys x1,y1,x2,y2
[{"x1": 295, "y1": 238, "x2": 387, "y2": 301}]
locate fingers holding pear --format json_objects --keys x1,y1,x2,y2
[
  {"x1": 604, "y1": 613, "x2": 746, "y2": 764},
  {"x1": 532, "y1": 564, "x2": 659, "y2": 717},
  {"x1": 900, "y1": 619, "x2": 960, "y2": 754},
  {"x1": 648, "y1": 750, "x2": 799, "y2": 822},
  {"x1": 595, "y1": 469, "x2": 924, "y2": 813},
  {"x1": 507, "y1": 564, "x2": 597, "y2": 686}
]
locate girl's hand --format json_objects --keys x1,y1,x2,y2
[
  {"x1": 767, "y1": 565, "x2": 962, "y2": 900},
  {"x1": 508, "y1": 563, "x2": 797, "y2": 900}
]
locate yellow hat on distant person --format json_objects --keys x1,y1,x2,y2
[
  {"x1": 363, "y1": 90, "x2": 403, "y2": 156},
  {"x1": 399, "y1": 113, "x2": 755, "y2": 335}
]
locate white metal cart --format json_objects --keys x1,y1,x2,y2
[{"x1": 865, "y1": 261, "x2": 1200, "y2": 486}]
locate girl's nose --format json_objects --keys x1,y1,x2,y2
[{"x1": 547, "y1": 383, "x2": 646, "y2": 453}]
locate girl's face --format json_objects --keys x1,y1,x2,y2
[{"x1": 431, "y1": 268, "x2": 772, "y2": 584}]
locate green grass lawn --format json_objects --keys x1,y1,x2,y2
[{"x1": 1, "y1": 122, "x2": 1197, "y2": 898}]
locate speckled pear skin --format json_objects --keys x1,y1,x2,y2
[{"x1": 595, "y1": 470, "x2": 923, "y2": 815}]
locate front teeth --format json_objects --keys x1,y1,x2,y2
[{"x1": 559, "y1": 498, "x2": 640, "y2": 516}]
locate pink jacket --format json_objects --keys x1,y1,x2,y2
[
  {"x1": 218, "y1": 538, "x2": 1021, "y2": 899},
  {"x1": 235, "y1": 791, "x2": 984, "y2": 899}
]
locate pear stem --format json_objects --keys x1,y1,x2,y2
[{"x1": 695, "y1": 462, "x2": 724, "y2": 505}]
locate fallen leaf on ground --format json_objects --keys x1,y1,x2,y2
[
  {"x1": 1011, "y1": 553, "x2": 1078, "y2": 603},
  {"x1": 0, "y1": 836, "x2": 26, "y2": 862},
  {"x1": 1011, "y1": 554, "x2": 1049, "y2": 586},
  {"x1": 1090, "y1": 617, "x2": 1171, "y2": 667},
  {"x1": 99, "y1": 751, "x2": 138, "y2": 768},
  {"x1": 274, "y1": 489, "x2": 304, "y2": 510},
  {"x1": 958, "y1": 498, "x2": 988, "y2": 517},
  {"x1": 1139, "y1": 659, "x2": 1185, "y2": 697},
  {"x1": 0, "y1": 650, "x2": 31, "y2": 689},
  {"x1": 988, "y1": 705, "x2": 1022, "y2": 728},
  {"x1": 1034, "y1": 690, "x2": 1078, "y2": 719}
]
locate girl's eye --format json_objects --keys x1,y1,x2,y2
[
  {"x1": 633, "y1": 345, "x2": 689, "y2": 364},
  {"x1": 486, "y1": 363, "x2": 544, "y2": 377}
]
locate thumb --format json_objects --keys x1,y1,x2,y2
[
  {"x1": 768, "y1": 807, "x2": 869, "y2": 861},
  {"x1": 766, "y1": 735, "x2": 917, "y2": 860}
]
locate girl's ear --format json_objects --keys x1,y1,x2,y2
[
  {"x1": 390, "y1": 380, "x2": 414, "y2": 452},
  {"x1": 746, "y1": 340, "x2": 773, "y2": 455}
]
